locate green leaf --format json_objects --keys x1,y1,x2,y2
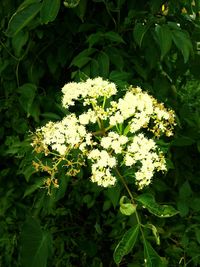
[
  {"x1": 6, "y1": 2, "x2": 42, "y2": 37},
  {"x1": 97, "y1": 51, "x2": 110, "y2": 78},
  {"x1": 179, "y1": 181, "x2": 192, "y2": 198},
  {"x1": 137, "y1": 194, "x2": 179, "y2": 218},
  {"x1": 17, "y1": 83, "x2": 37, "y2": 115},
  {"x1": 20, "y1": 217, "x2": 53, "y2": 267},
  {"x1": 119, "y1": 196, "x2": 137, "y2": 216},
  {"x1": 87, "y1": 32, "x2": 103, "y2": 48},
  {"x1": 74, "y1": 0, "x2": 88, "y2": 21},
  {"x1": 133, "y1": 23, "x2": 149, "y2": 47},
  {"x1": 145, "y1": 224, "x2": 160, "y2": 245},
  {"x1": 113, "y1": 224, "x2": 139, "y2": 264},
  {"x1": 41, "y1": 112, "x2": 61, "y2": 120},
  {"x1": 40, "y1": 0, "x2": 60, "y2": 24},
  {"x1": 23, "y1": 178, "x2": 45, "y2": 197},
  {"x1": 64, "y1": 0, "x2": 80, "y2": 8},
  {"x1": 171, "y1": 136, "x2": 195, "y2": 146},
  {"x1": 104, "y1": 31, "x2": 125, "y2": 44},
  {"x1": 70, "y1": 56, "x2": 91, "y2": 68},
  {"x1": 143, "y1": 240, "x2": 167, "y2": 267},
  {"x1": 90, "y1": 59, "x2": 99, "y2": 77},
  {"x1": 171, "y1": 29, "x2": 193, "y2": 63},
  {"x1": 12, "y1": 30, "x2": 29, "y2": 57},
  {"x1": 105, "y1": 184, "x2": 120, "y2": 209},
  {"x1": 155, "y1": 24, "x2": 172, "y2": 59}
]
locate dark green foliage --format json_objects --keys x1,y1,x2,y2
[{"x1": 1, "y1": 0, "x2": 200, "y2": 266}]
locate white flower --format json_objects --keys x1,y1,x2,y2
[
  {"x1": 88, "y1": 149, "x2": 117, "y2": 187},
  {"x1": 100, "y1": 132, "x2": 128, "y2": 154}
]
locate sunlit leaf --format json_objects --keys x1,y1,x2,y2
[
  {"x1": 119, "y1": 196, "x2": 137, "y2": 216},
  {"x1": 113, "y1": 224, "x2": 139, "y2": 264},
  {"x1": 143, "y1": 240, "x2": 167, "y2": 267},
  {"x1": 137, "y1": 194, "x2": 179, "y2": 218}
]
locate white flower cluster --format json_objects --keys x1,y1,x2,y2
[
  {"x1": 101, "y1": 132, "x2": 128, "y2": 154},
  {"x1": 62, "y1": 77, "x2": 117, "y2": 108},
  {"x1": 32, "y1": 77, "x2": 176, "y2": 190},
  {"x1": 35, "y1": 114, "x2": 92, "y2": 155},
  {"x1": 124, "y1": 133, "x2": 166, "y2": 189},
  {"x1": 88, "y1": 149, "x2": 117, "y2": 187}
]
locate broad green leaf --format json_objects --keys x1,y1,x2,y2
[
  {"x1": 133, "y1": 23, "x2": 149, "y2": 47},
  {"x1": 87, "y1": 32, "x2": 103, "y2": 48},
  {"x1": 70, "y1": 56, "x2": 91, "y2": 68},
  {"x1": 17, "y1": 83, "x2": 37, "y2": 115},
  {"x1": 119, "y1": 196, "x2": 137, "y2": 216},
  {"x1": 40, "y1": 0, "x2": 60, "y2": 24},
  {"x1": 113, "y1": 224, "x2": 139, "y2": 264},
  {"x1": 6, "y1": 3, "x2": 42, "y2": 37},
  {"x1": 20, "y1": 217, "x2": 53, "y2": 267},
  {"x1": 155, "y1": 24, "x2": 172, "y2": 59},
  {"x1": 12, "y1": 30, "x2": 29, "y2": 57},
  {"x1": 171, "y1": 29, "x2": 193, "y2": 63},
  {"x1": 105, "y1": 47, "x2": 124, "y2": 71},
  {"x1": 17, "y1": 0, "x2": 41, "y2": 11},
  {"x1": 137, "y1": 194, "x2": 179, "y2": 218},
  {"x1": 104, "y1": 31, "x2": 125, "y2": 44},
  {"x1": 143, "y1": 240, "x2": 167, "y2": 267},
  {"x1": 97, "y1": 51, "x2": 110, "y2": 78}
]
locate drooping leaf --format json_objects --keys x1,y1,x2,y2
[
  {"x1": 119, "y1": 196, "x2": 137, "y2": 216},
  {"x1": 40, "y1": 0, "x2": 61, "y2": 24},
  {"x1": 6, "y1": 2, "x2": 42, "y2": 37},
  {"x1": 133, "y1": 23, "x2": 149, "y2": 47},
  {"x1": 137, "y1": 194, "x2": 179, "y2": 218},
  {"x1": 143, "y1": 240, "x2": 167, "y2": 267},
  {"x1": 20, "y1": 217, "x2": 53, "y2": 267},
  {"x1": 145, "y1": 224, "x2": 160, "y2": 245},
  {"x1": 171, "y1": 29, "x2": 193, "y2": 63},
  {"x1": 155, "y1": 24, "x2": 172, "y2": 59},
  {"x1": 113, "y1": 224, "x2": 139, "y2": 264}
]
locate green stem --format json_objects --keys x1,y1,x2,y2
[{"x1": 115, "y1": 167, "x2": 146, "y2": 240}]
